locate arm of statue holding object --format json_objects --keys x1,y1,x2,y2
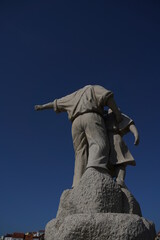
[
  {"x1": 34, "y1": 102, "x2": 53, "y2": 111},
  {"x1": 129, "y1": 124, "x2": 140, "y2": 146}
]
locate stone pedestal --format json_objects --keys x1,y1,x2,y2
[{"x1": 45, "y1": 168, "x2": 156, "y2": 240}]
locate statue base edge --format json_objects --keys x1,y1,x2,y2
[{"x1": 45, "y1": 213, "x2": 156, "y2": 240}]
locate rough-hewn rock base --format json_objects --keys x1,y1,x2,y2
[
  {"x1": 45, "y1": 168, "x2": 156, "y2": 240},
  {"x1": 56, "y1": 168, "x2": 142, "y2": 219},
  {"x1": 45, "y1": 213, "x2": 156, "y2": 240}
]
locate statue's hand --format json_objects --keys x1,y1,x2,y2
[
  {"x1": 34, "y1": 105, "x2": 43, "y2": 111},
  {"x1": 134, "y1": 135, "x2": 140, "y2": 146}
]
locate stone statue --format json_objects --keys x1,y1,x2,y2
[
  {"x1": 35, "y1": 85, "x2": 121, "y2": 187},
  {"x1": 104, "y1": 109, "x2": 139, "y2": 188},
  {"x1": 35, "y1": 85, "x2": 156, "y2": 240}
]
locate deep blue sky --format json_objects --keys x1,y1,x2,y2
[{"x1": 1, "y1": 0, "x2": 160, "y2": 235}]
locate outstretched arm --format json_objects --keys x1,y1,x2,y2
[
  {"x1": 34, "y1": 102, "x2": 53, "y2": 111},
  {"x1": 129, "y1": 124, "x2": 140, "y2": 145}
]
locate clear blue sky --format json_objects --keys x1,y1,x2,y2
[{"x1": 0, "y1": 0, "x2": 160, "y2": 235}]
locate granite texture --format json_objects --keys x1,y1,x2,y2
[
  {"x1": 45, "y1": 213, "x2": 156, "y2": 240},
  {"x1": 45, "y1": 167, "x2": 155, "y2": 240},
  {"x1": 57, "y1": 168, "x2": 123, "y2": 219},
  {"x1": 121, "y1": 187, "x2": 142, "y2": 216}
]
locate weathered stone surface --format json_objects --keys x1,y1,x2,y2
[
  {"x1": 45, "y1": 167, "x2": 155, "y2": 240},
  {"x1": 56, "y1": 168, "x2": 142, "y2": 219},
  {"x1": 45, "y1": 213, "x2": 156, "y2": 240},
  {"x1": 121, "y1": 187, "x2": 142, "y2": 216},
  {"x1": 57, "y1": 167, "x2": 123, "y2": 220}
]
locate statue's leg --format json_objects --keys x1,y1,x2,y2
[
  {"x1": 115, "y1": 164, "x2": 127, "y2": 188},
  {"x1": 84, "y1": 113, "x2": 110, "y2": 170},
  {"x1": 72, "y1": 116, "x2": 88, "y2": 187}
]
